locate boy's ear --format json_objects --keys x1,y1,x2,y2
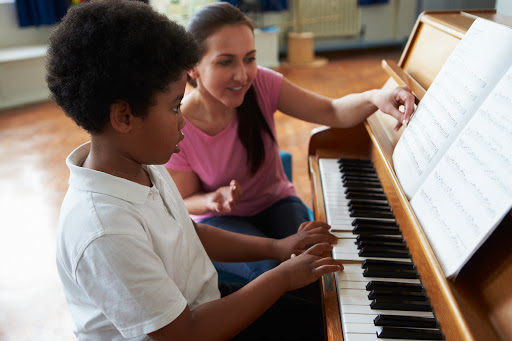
[
  {"x1": 109, "y1": 101, "x2": 133, "y2": 134},
  {"x1": 188, "y1": 67, "x2": 199, "y2": 79}
]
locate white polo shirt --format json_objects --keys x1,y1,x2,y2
[{"x1": 56, "y1": 142, "x2": 220, "y2": 340}]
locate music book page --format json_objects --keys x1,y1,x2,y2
[
  {"x1": 392, "y1": 18, "x2": 512, "y2": 278},
  {"x1": 393, "y1": 18, "x2": 512, "y2": 199},
  {"x1": 410, "y1": 65, "x2": 512, "y2": 278}
]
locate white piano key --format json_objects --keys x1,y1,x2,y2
[
  {"x1": 344, "y1": 333, "x2": 435, "y2": 341},
  {"x1": 344, "y1": 323, "x2": 380, "y2": 334},
  {"x1": 334, "y1": 239, "x2": 358, "y2": 248},
  {"x1": 337, "y1": 271, "x2": 421, "y2": 284},
  {"x1": 331, "y1": 231, "x2": 357, "y2": 238},
  {"x1": 342, "y1": 313, "x2": 376, "y2": 324},
  {"x1": 338, "y1": 280, "x2": 368, "y2": 290},
  {"x1": 339, "y1": 263, "x2": 364, "y2": 273},
  {"x1": 339, "y1": 296, "x2": 368, "y2": 305},
  {"x1": 333, "y1": 253, "x2": 368, "y2": 261},
  {"x1": 338, "y1": 288, "x2": 368, "y2": 298},
  {"x1": 341, "y1": 304, "x2": 434, "y2": 318},
  {"x1": 333, "y1": 246, "x2": 360, "y2": 254},
  {"x1": 329, "y1": 225, "x2": 354, "y2": 231},
  {"x1": 342, "y1": 333, "x2": 378, "y2": 341}
]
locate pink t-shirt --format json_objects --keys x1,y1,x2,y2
[{"x1": 165, "y1": 66, "x2": 297, "y2": 221}]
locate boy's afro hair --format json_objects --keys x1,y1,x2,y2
[{"x1": 46, "y1": 0, "x2": 199, "y2": 134}]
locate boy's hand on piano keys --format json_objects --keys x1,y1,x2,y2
[
  {"x1": 276, "y1": 243, "x2": 344, "y2": 292},
  {"x1": 372, "y1": 86, "x2": 416, "y2": 131},
  {"x1": 273, "y1": 221, "x2": 338, "y2": 262}
]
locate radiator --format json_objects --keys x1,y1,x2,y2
[{"x1": 294, "y1": 0, "x2": 361, "y2": 38}]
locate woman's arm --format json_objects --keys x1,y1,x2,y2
[
  {"x1": 278, "y1": 77, "x2": 415, "y2": 131},
  {"x1": 168, "y1": 168, "x2": 241, "y2": 215}
]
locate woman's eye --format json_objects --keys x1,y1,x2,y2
[
  {"x1": 245, "y1": 57, "x2": 256, "y2": 63},
  {"x1": 219, "y1": 60, "x2": 231, "y2": 66},
  {"x1": 172, "y1": 103, "x2": 182, "y2": 113}
]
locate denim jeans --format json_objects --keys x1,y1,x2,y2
[{"x1": 200, "y1": 196, "x2": 311, "y2": 283}]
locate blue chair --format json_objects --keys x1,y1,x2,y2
[{"x1": 279, "y1": 150, "x2": 293, "y2": 182}]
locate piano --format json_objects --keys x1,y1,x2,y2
[{"x1": 308, "y1": 10, "x2": 512, "y2": 341}]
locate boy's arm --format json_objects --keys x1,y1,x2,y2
[
  {"x1": 193, "y1": 220, "x2": 338, "y2": 262},
  {"x1": 149, "y1": 243, "x2": 342, "y2": 341}
]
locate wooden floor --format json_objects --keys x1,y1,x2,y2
[{"x1": 0, "y1": 46, "x2": 401, "y2": 340}]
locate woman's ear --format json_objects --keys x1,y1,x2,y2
[
  {"x1": 188, "y1": 67, "x2": 199, "y2": 79},
  {"x1": 109, "y1": 100, "x2": 133, "y2": 134}
]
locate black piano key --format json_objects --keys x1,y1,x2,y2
[
  {"x1": 338, "y1": 158, "x2": 374, "y2": 166},
  {"x1": 353, "y1": 226, "x2": 402, "y2": 236},
  {"x1": 349, "y1": 203, "x2": 392, "y2": 213},
  {"x1": 371, "y1": 298, "x2": 432, "y2": 311},
  {"x1": 358, "y1": 240, "x2": 407, "y2": 249},
  {"x1": 339, "y1": 162, "x2": 375, "y2": 170},
  {"x1": 368, "y1": 289, "x2": 426, "y2": 301},
  {"x1": 366, "y1": 281, "x2": 424, "y2": 292},
  {"x1": 348, "y1": 199, "x2": 390, "y2": 208},
  {"x1": 350, "y1": 210, "x2": 396, "y2": 219},
  {"x1": 339, "y1": 167, "x2": 376, "y2": 176},
  {"x1": 342, "y1": 172, "x2": 380, "y2": 180},
  {"x1": 359, "y1": 247, "x2": 410, "y2": 258},
  {"x1": 343, "y1": 176, "x2": 380, "y2": 184},
  {"x1": 342, "y1": 173, "x2": 380, "y2": 181},
  {"x1": 377, "y1": 326, "x2": 443, "y2": 340},
  {"x1": 339, "y1": 166, "x2": 376, "y2": 174},
  {"x1": 345, "y1": 192, "x2": 388, "y2": 201},
  {"x1": 352, "y1": 218, "x2": 398, "y2": 227},
  {"x1": 345, "y1": 190, "x2": 386, "y2": 199},
  {"x1": 356, "y1": 235, "x2": 405, "y2": 244},
  {"x1": 362, "y1": 259, "x2": 414, "y2": 270},
  {"x1": 374, "y1": 315, "x2": 438, "y2": 329},
  {"x1": 364, "y1": 268, "x2": 418, "y2": 279},
  {"x1": 352, "y1": 218, "x2": 400, "y2": 226},
  {"x1": 344, "y1": 180, "x2": 383, "y2": 189}
]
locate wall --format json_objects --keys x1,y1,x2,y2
[
  {"x1": 0, "y1": 0, "x2": 55, "y2": 49},
  {"x1": 496, "y1": 0, "x2": 512, "y2": 14},
  {"x1": 0, "y1": 1, "x2": 56, "y2": 110}
]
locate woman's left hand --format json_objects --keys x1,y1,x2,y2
[
  {"x1": 273, "y1": 221, "x2": 338, "y2": 262},
  {"x1": 373, "y1": 86, "x2": 416, "y2": 131}
]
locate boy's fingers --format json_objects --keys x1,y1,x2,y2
[
  {"x1": 304, "y1": 233, "x2": 337, "y2": 246},
  {"x1": 314, "y1": 264, "x2": 343, "y2": 277},
  {"x1": 300, "y1": 221, "x2": 331, "y2": 232},
  {"x1": 305, "y1": 242, "x2": 332, "y2": 255}
]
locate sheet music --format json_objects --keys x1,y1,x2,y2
[
  {"x1": 393, "y1": 18, "x2": 512, "y2": 199},
  {"x1": 410, "y1": 65, "x2": 512, "y2": 278}
]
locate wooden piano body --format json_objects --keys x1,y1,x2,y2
[{"x1": 308, "y1": 10, "x2": 512, "y2": 341}]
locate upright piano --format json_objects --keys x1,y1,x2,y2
[{"x1": 308, "y1": 10, "x2": 512, "y2": 341}]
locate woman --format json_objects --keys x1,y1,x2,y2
[{"x1": 165, "y1": 2, "x2": 414, "y2": 283}]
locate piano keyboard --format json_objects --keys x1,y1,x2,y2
[{"x1": 319, "y1": 158, "x2": 444, "y2": 341}]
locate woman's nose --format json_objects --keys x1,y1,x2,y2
[{"x1": 233, "y1": 63, "x2": 248, "y2": 82}]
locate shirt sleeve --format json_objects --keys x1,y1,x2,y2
[
  {"x1": 75, "y1": 233, "x2": 188, "y2": 338},
  {"x1": 254, "y1": 66, "x2": 284, "y2": 118}
]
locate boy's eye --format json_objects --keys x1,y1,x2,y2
[{"x1": 172, "y1": 103, "x2": 182, "y2": 113}]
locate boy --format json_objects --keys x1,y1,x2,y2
[{"x1": 49, "y1": 1, "x2": 341, "y2": 340}]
